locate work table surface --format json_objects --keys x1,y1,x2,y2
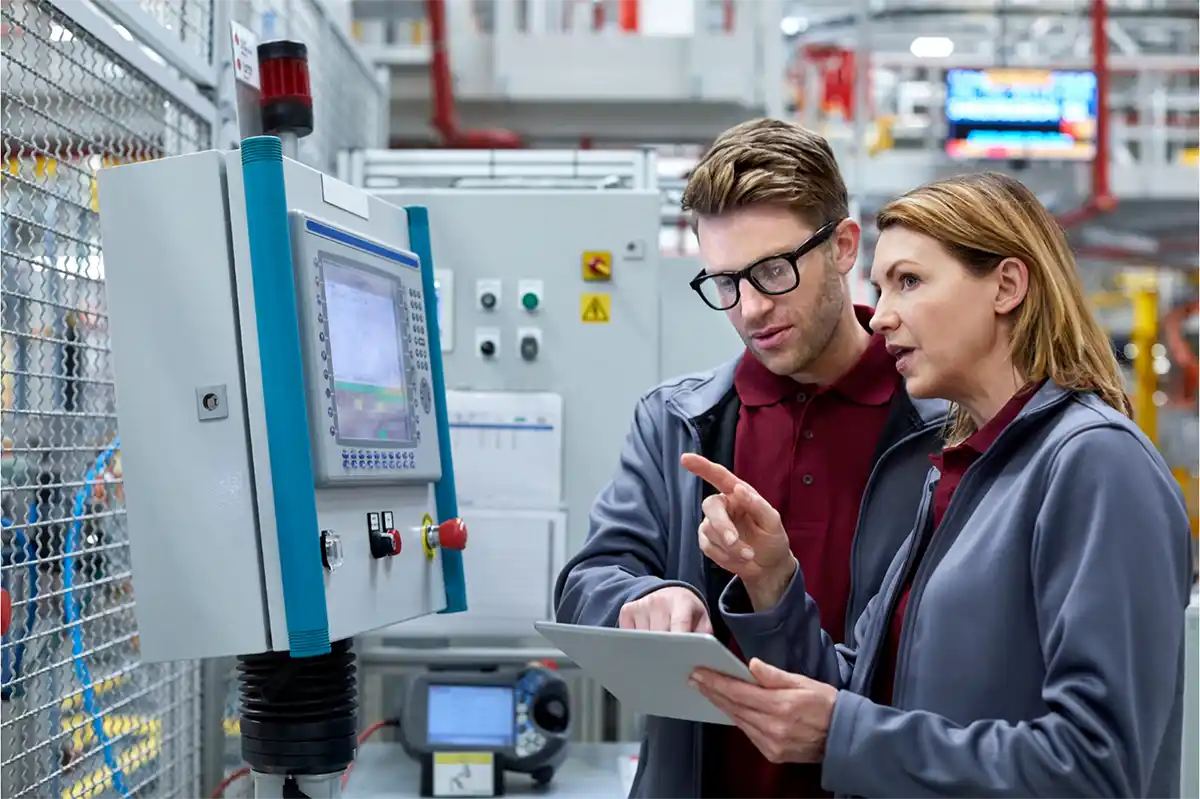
[{"x1": 344, "y1": 741, "x2": 641, "y2": 798}]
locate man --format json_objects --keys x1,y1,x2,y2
[{"x1": 553, "y1": 118, "x2": 946, "y2": 798}]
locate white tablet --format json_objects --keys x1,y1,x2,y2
[{"x1": 533, "y1": 621, "x2": 755, "y2": 726}]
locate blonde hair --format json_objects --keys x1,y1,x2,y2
[
  {"x1": 876, "y1": 172, "x2": 1132, "y2": 444},
  {"x1": 681, "y1": 118, "x2": 849, "y2": 229}
]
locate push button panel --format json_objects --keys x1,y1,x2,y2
[
  {"x1": 368, "y1": 510, "x2": 403, "y2": 559},
  {"x1": 341, "y1": 449, "x2": 419, "y2": 470}
]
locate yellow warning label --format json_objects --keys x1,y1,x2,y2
[
  {"x1": 580, "y1": 293, "x2": 611, "y2": 323},
  {"x1": 433, "y1": 752, "x2": 495, "y2": 766},
  {"x1": 582, "y1": 250, "x2": 613, "y2": 281}
]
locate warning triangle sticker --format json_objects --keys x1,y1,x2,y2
[{"x1": 581, "y1": 296, "x2": 609, "y2": 322}]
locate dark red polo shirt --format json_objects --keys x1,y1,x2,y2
[
  {"x1": 707, "y1": 308, "x2": 900, "y2": 799},
  {"x1": 870, "y1": 382, "x2": 1041, "y2": 706}
]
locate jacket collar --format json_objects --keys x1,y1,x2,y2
[
  {"x1": 663, "y1": 355, "x2": 948, "y2": 428},
  {"x1": 1017, "y1": 379, "x2": 1075, "y2": 418}
]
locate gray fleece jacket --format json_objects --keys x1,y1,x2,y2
[
  {"x1": 722, "y1": 381, "x2": 1196, "y2": 798},
  {"x1": 555, "y1": 355, "x2": 948, "y2": 797}
]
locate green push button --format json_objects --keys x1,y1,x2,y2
[{"x1": 521, "y1": 291, "x2": 539, "y2": 311}]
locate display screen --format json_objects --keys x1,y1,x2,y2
[
  {"x1": 427, "y1": 684, "x2": 515, "y2": 748},
  {"x1": 322, "y1": 257, "x2": 413, "y2": 444},
  {"x1": 945, "y1": 68, "x2": 1098, "y2": 160}
]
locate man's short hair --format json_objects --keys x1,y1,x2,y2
[{"x1": 681, "y1": 118, "x2": 849, "y2": 230}]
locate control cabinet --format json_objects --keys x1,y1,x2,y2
[{"x1": 96, "y1": 140, "x2": 467, "y2": 663}]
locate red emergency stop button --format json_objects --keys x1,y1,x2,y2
[{"x1": 437, "y1": 518, "x2": 468, "y2": 551}]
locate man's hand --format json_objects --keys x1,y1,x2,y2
[
  {"x1": 680, "y1": 453, "x2": 796, "y2": 609},
  {"x1": 689, "y1": 659, "x2": 837, "y2": 764},
  {"x1": 618, "y1": 586, "x2": 713, "y2": 634}
]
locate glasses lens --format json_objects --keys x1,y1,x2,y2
[
  {"x1": 697, "y1": 275, "x2": 738, "y2": 309},
  {"x1": 750, "y1": 258, "x2": 799, "y2": 294}
]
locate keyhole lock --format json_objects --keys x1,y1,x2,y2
[{"x1": 196, "y1": 385, "x2": 229, "y2": 421}]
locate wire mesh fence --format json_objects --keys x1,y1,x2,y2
[
  {"x1": 1, "y1": 0, "x2": 212, "y2": 796},
  {"x1": 1, "y1": 1, "x2": 385, "y2": 794},
  {"x1": 134, "y1": 0, "x2": 212, "y2": 62}
]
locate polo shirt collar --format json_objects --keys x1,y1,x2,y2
[
  {"x1": 958, "y1": 379, "x2": 1048, "y2": 454},
  {"x1": 734, "y1": 305, "x2": 898, "y2": 408}
]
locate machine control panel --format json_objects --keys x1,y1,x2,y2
[
  {"x1": 400, "y1": 666, "x2": 570, "y2": 788},
  {"x1": 289, "y1": 213, "x2": 442, "y2": 486}
]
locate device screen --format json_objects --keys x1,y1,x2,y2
[
  {"x1": 322, "y1": 258, "x2": 413, "y2": 445},
  {"x1": 426, "y1": 684, "x2": 515, "y2": 748}
]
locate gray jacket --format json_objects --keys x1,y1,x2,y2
[
  {"x1": 553, "y1": 356, "x2": 948, "y2": 797},
  {"x1": 724, "y1": 381, "x2": 1195, "y2": 798}
]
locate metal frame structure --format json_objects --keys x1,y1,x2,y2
[
  {"x1": 336, "y1": 147, "x2": 659, "y2": 191},
  {"x1": 1, "y1": 1, "x2": 384, "y2": 797}
]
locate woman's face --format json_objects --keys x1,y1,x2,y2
[{"x1": 868, "y1": 226, "x2": 1014, "y2": 402}]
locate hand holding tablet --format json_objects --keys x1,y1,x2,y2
[{"x1": 533, "y1": 621, "x2": 755, "y2": 726}]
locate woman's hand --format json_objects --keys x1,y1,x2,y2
[
  {"x1": 690, "y1": 659, "x2": 837, "y2": 764},
  {"x1": 680, "y1": 453, "x2": 797, "y2": 610}
]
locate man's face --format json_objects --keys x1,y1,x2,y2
[{"x1": 696, "y1": 206, "x2": 852, "y2": 378}]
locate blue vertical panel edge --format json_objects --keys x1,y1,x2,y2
[
  {"x1": 240, "y1": 136, "x2": 332, "y2": 656},
  {"x1": 405, "y1": 206, "x2": 467, "y2": 614}
]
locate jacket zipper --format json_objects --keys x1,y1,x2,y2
[
  {"x1": 886, "y1": 454, "x2": 992, "y2": 708},
  {"x1": 857, "y1": 474, "x2": 937, "y2": 696},
  {"x1": 679, "y1": 412, "x2": 707, "y2": 799},
  {"x1": 844, "y1": 419, "x2": 944, "y2": 642},
  {"x1": 889, "y1": 395, "x2": 1070, "y2": 708}
]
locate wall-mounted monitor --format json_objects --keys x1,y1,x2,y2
[{"x1": 944, "y1": 68, "x2": 1098, "y2": 161}]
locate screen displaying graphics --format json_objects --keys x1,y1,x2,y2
[
  {"x1": 945, "y1": 69, "x2": 1098, "y2": 160},
  {"x1": 426, "y1": 684, "x2": 515, "y2": 748},
  {"x1": 322, "y1": 258, "x2": 414, "y2": 444}
]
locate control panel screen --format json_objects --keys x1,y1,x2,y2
[
  {"x1": 322, "y1": 258, "x2": 414, "y2": 445},
  {"x1": 427, "y1": 684, "x2": 515, "y2": 748}
]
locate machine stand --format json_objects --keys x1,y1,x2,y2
[
  {"x1": 420, "y1": 752, "x2": 505, "y2": 798},
  {"x1": 252, "y1": 771, "x2": 344, "y2": 798},
  {"x1": 238, "y1": 639, "x2": 358, "y2": 799}
]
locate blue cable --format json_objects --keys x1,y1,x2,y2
[{"x1": 62, "y1": 438, "x2": 128, "y2": 797}]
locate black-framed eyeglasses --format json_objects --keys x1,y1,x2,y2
[{"x1": 689, "y1": 220, "x2": 842, "y2": 311}]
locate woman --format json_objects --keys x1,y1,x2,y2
[{"x1": 681, "y1": 172, "x2": 1194, "y2": 798}]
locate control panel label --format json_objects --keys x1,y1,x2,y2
[
  {"x1": 580, "y1": 293, "x2": 611, "y2": 324},
  {"x1": 432, "y1": 752, "x2": 495, "y2": 797},
  {"x1": 230, "y1": 21, "x2": 260, "y2": 89},
  {"x1": 581, "y1": 250, "x2": 612, "y2": 281}
]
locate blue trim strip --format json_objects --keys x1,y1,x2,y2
[
  {"x1": 241, "y1": 136, "x2": 331, "y2": 657},
  {"x1": 406, "y1": 206, "x2": 467, "y2": 614},
  {"x1": 305, "y1": 218, "x2": 420, "y2": 269}
]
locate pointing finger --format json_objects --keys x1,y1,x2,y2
[{"x1": 680, "y1": 453, "x2": 742, "y2": 496}]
